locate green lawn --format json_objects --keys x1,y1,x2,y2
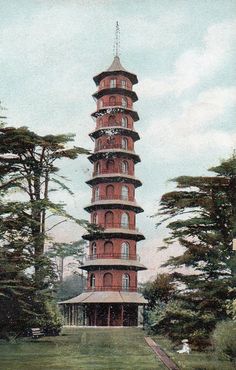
[
  {"x1": 151, "y1": 334, "x2": 235, "y2": 370},
  {"x1": 0, "y1": 328, "x2": 234, "y2": 370},
  {"x1": 0, "y1": 327, "x2": 164, "y2": 370}
]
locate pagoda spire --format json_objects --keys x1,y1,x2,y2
[{"x1": 113, "y1": 21, "x2": 120, "y2": 57}]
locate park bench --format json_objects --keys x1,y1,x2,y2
[{"x1": 31, "y1": 328, "x2": 44, "y2": 339}]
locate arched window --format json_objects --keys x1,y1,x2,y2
[
  {"x1": 121, "y1": 137, "x2": 128, "y2": 150},
  {"x1": 100, "y1": 99, "x2": 104, "y2": 108},
  {"x1": 105, "y1": 211, "x2": 114, "y2": 228},
  {"x1": 121, "y1": 160, "x2": 128, "y2": 174},
  {"x1": 91, "y1": 242, "x2": 97, "y2": 256},
  {"x1": 107, "y1": 135, "x2": 115, "y2": 148},
  {"x1": 94, "y1": 186, "x2": 99, "y2": 201},
  {"x1": 110, "y1": 79, "x2": 116, "y2": 88},
  {"x1": 96, "y1": 139, "x2": 102, "y2": 150},
  {"x1": 104, "y1": 241, "x2": 113, "y2": 256},
  {"x1": 109, "y1": 96, "x2": 116, "y2": 106},
  {"x1": 122, "y1": 274, "x2": 130, "y2": 291},
  {"x1": 95, "y1": 162, "x2": 100, "y2": 175},
  {"x1": 121, "y1": 185, "x2": 129, "y2": 200},
  {"x1": 121, "y1": 212, "x2": 129, "y2": 229},
  {"x1": 121, "y1": 242, "x2": 129, "y2": 259},
  {"x1": 108, "y1": 115, "x2": 115, "y2": 126},
  {"x1": 103, "y1": 273, "x2": 113, "y2": 288},
  {"x1": 106, "y1": 159, "x2": 114, "y2": 172},
  {"x1": 92, "y1": 212, "x2": 98, "y2": 224},
  {"x1": 106, "y1": 185, "x2": 114, "y2": 199},
  {"x1": 121, "y1": 116, "x2": 128, "y2": 128},
  {"x1": 121, "y1": 80, "x2": 127, "y2": 89},
  {"x1": 121, "y1": 97, "x2": 127, "y2": 108},
  {"x1": 90, "y1": 273, "x2": 95, "y2": 288}
]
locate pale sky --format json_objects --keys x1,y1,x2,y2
[{"x1": 1, "y1": 0, "x2": 236, "y2": 281}]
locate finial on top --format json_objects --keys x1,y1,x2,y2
[{"x1": 113, "y1": 21, "x2": 120, "y2": 57}]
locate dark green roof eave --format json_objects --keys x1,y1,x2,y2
[{"x1": 93, "y1": 70, "x2": 138, "y2": 86}]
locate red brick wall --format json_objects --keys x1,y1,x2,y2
[
  {"x1": 95, "y1": 135, "x2": 134, "y2": 151},
  {"x1": 93, "y1": 158, "x2": 134, "y2": 176},
  {"x1": 91, "y1": 182, "x2": 135, "y2": 201},
  {"x1": 99, "y1": 76, "x2": 132, "y2": 90},
  {"x1": 89, "y1": 238, "x2": 136, "y2": 256},
  {"x1": 97, "y1": 95, "x2": 133, "y2": 110},
  {"x1": 87, "y1": 269, "x2": 137, "y2": 290},
  {"x1": 96, "y1": 113, "x2": 133, "y2": 129},
  {"x1": 91, "y1": 209, "x2": 136, "y2": 228}
]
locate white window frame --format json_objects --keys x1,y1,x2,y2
[
  {"x1": 121, "y1": 97, "x2": 127, "y2": 108},
  {"x1": 121, "y1": 80, "x2": 126, "y2": 88},
  {"x1": 121, "y1": 185, "x2": 129, "y2": 200},
  {"x1": 121, "y1": 116, "x2": 128, "y2": 128},
  {"x1": 121, "y1": 212, "x2": 129, "y2": 229},
  {"x1": 121, "y1": 242, "x2": 129, "y2": 259},
  {"x1": 122, "y1": 273, "x2": 130, "y2": 291},
  {"x1": 110, "y1": 79, "x2": 116, "y2": 88}
]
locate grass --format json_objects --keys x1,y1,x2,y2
[
  {"x1": 151, "y1": 334, "x2": 235, "y2": 370},
  {"x1": 1, "y1": 327, "x2": 234, "y2": 369},
  {"x1": 0, "y1": 327, "x2": 165, "y2": 370}
]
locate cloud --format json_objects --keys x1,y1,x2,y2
[
  {"x1": 141, "y1": 86, "x2": 236, "y2": 164},
  {"x1": 138, "y1": 238, "x2": 184, "y2": 282},
  {"x1": 122, "y1": 11, "x2": 186, "y2": 51},
  {"x1": 138, "y1": 19, "x2": 236, "y2": 98}
]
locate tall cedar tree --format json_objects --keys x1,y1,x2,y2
[
  {"x1": 0, "y1": 126, "x2": 89, "y2": 337},
  {"x1": 153, "y1": 155, "x2": 236, "y2": 347},
  {"x1": 47, "y1": 240, "x2": 86, "y2": 282}
]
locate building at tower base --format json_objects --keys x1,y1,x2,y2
[{"x1": 59, "y1": 55, "x2": 147, "y2": 326}]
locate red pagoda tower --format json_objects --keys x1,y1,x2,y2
[{"x1": 59, "y1": 26, "x2": 147, "y2": 326}]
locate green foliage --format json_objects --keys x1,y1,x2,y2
[
  {"x1": 141, "y1": 273, "x2": 176, "y2": 309},
  {"x1": 47, "y1": 240, "x2": 86, "y2": 281},
  {"x1": 0, "y1": 124, "x2": 89, "y2": 337},
  {"x1": 212, "y1": 320, "x2": 236, "y2": 362},
  {"x1": 28, "y1": 299, "x2": 62, "y2": 336},
  {"x1": 55, "y1": 274, "x2": 86, "y2": 301},
  {"x1": 151, "y1": 299, "x2": 215, "y2": 349},
  {"x1": 152, "y1": 155, "x2": 236, "y2": 348}
]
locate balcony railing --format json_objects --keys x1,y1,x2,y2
[
  {"x1": 93, "y1": 223, "x2": 139, "y2": 232},
  {"x1": 86, "y1": 253, "x2": 140, "y2": 261},
  {"x1": 98, "y1": 82, "x2": 132, "y2": 91},
  {"x1": 95, "y1": 122, "x2": 133, "y2": 130},
  {"x1": 92, "y1": 169, "x2": 133, "y2": 177},
  {"x1": 97, "y1": 103, "x2": 133, "y2": 111},
  {"x1": 94, "y1": 143, "x2": 134, "y2": 153},
  {"x1": 85, "y1": 286, "x2": 137, "y2": 292},
  {"x1": 92, "y1": 195, "x2": 134, "y2": 202}
]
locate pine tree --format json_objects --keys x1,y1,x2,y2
[
  {"x1": 0, "y1": 125, "x2": 89, "y2": 337},
  {"x1": 152, "y1": 155, "x2": 236, "y2": 347},
  {"x1": 47, "y1": 240, "x2": 86, "y2": 282}
]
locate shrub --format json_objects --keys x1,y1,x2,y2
[
  {"x1": 212, "y1": 320, "x2": 236, "y2": 362},
  {"x1": 28, "y1": 299, "x2": 62, "y2": 336}
]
